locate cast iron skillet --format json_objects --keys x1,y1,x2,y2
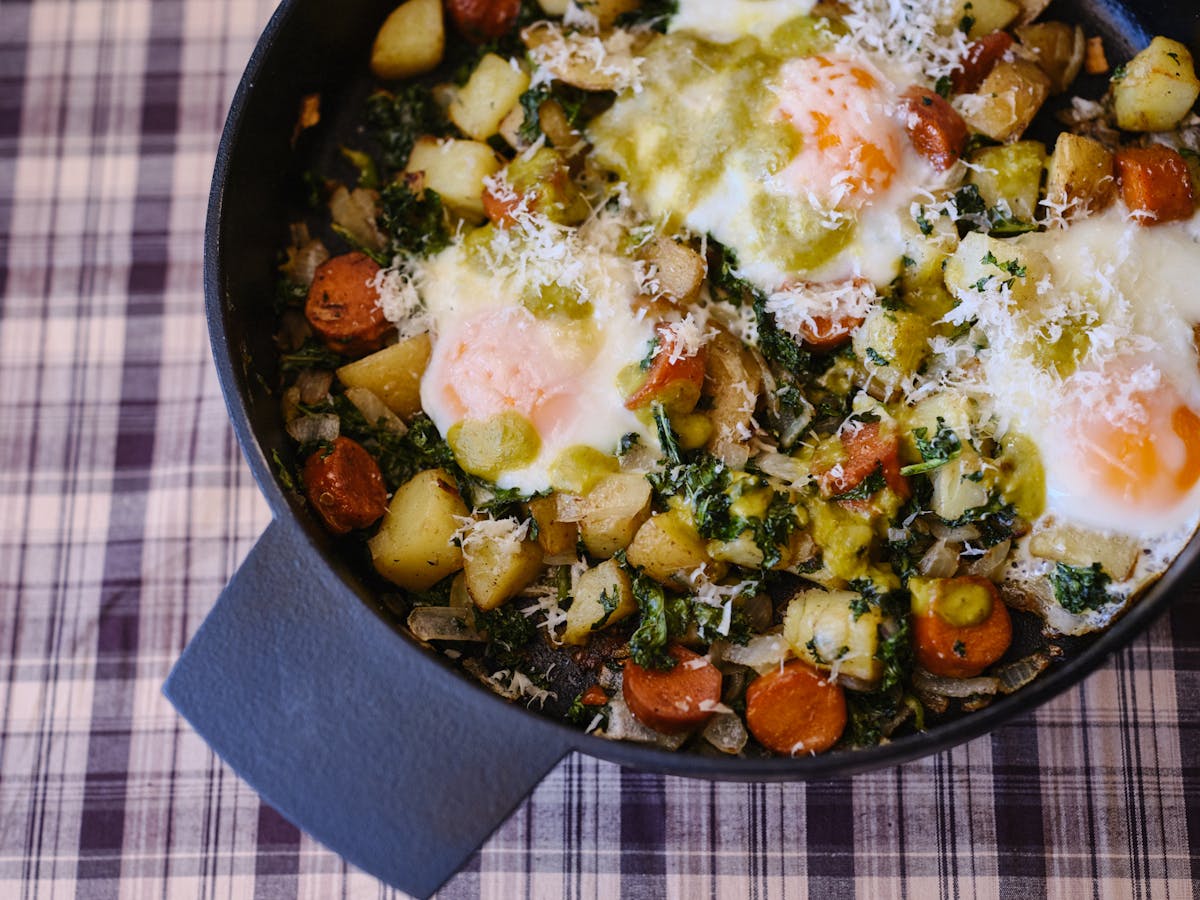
[{"x1": 165, "y1": 2, "x2": 1200, "y2": 897}]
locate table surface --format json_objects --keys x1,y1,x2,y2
[{"x1": 3, "y1": 1, "x2": 1200, "y2": 897}]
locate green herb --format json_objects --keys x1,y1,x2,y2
[
  {"x1": 473, "y1": 605, "x2": 536, "y2": 669},
  {"x1": 379, "y1": 182, "x2": 451, "y2": 258},
  {"x1": 592, "y1": 586, "x2": 622, "y2": 631},
  {"x1": 271, "y1": 450, "x2": 297, "y2": 492},
  {"x1": 914, "y1": 206, "x2": 934, "y2": 235},
  {"x1": 830, "y1": 463, "x2": 887, "y2": 502},
  {"x1": 626, "y1": 567, "x2": 675, "y2": 670},
  {"x1": 900, "y1": 417, "x2": 962, "y2": 476},
  {"x1": 953, "y1": 640, "x2": 967, "y2": 658},
  {"x1": 339, "y1": 146, "x2": 379, "y2": 190},
  {"x1": 1110, "y1": 63, "x2": 1127, "y2": 83},
  {"x1": 330, "y1": 224, "x2": 390, "y2": 266},
  {"x1": 865, "y1": 347, "x2": 891, "y2": 367},
  {"x1": 651, "y1": 401, "x2": 681, "y2": 467},
  {"x1": 618, "y1": 432, "x2": 641, "y2": 455},
  {"x1": 279, "y1": 338, "x2": 345, "y2": 374},
  {"x1": 565, "y1": 691, "x2": 608, "y2": 727},
  {"x1": 958, "y1": 3, "x2": 975, "y2": 33},
  {"x1": 364, "y1": 86, "x2": 444, "y2": 173},
  {"x1": 1049, "y1": 562, "x2": 1112, "y2": 614},
  {"x1": 639, "y1": 334, "x2": 660, "y2": 370},
  {"x1": 935, "y1": 75, "x2": 953, "y2": 98},
  {"x1": 981, "y1": 250, "x2": 1027, "y2": 278}
]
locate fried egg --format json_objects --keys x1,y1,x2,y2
[{"x1": 409, "y1": 211, "x2": 657, "y2": 495}]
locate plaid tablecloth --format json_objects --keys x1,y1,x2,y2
[{"x1": 2, "y1": 1, "x2": 1199, "y2": 897}]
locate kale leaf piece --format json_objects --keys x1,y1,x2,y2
[
  {"x1": 378, "y1": 182, "x2": 451, "y2": 258},
  {"x1": 899, "y1": 417, "x2": 963, "y2": 476},
  {"x1": 1049, "y1": 562, "x2": 1113, "y2": 614},
  {"x1": 364, "y1": 86, "x2": 444, "y2": 173}
]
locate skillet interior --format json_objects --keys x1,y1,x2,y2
[{"x1": 207, "y1": 0, "x2": 1200, "y2": 781}]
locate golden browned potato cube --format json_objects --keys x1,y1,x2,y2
[
  {"x1": 578, "y1": 473, "x2": 652, "y2": 559},
  {"x1": 561, "y1": 559, "x2": 636, "y2": 645},
  {"x1": 537, "y1": 0, "x2": 569, "y2": 13},
  {"x1": 463, "y1": 534, "x2": 544, "y2": 611},
  {"x1": 1113, "y1": 37, "x2": 1200, "y2": 133},
  {"x1": 371, "y1": 0, "x2": 445, "y2": 81},
  {"x1": 969, "y1": 140, "x2": 1048, "y2": 221},
  {"x1": 783, "y1": 588, "x2": 884, "y2": 685},
  {"x1": 950, "y1": 0, "x2": 1020, "y2": 39},
  {"x1": 960, "y1": 59, "x2": 1051, "y2": 142},
  {"x1": 369, "y1": 469, "x2": 467, "y2": 591},
  {"x1": 449, "y1": 54, "x2": 531, "y2": 141},
  {"x1": 704, "y1": 330, "x2": 761, "y2": 468},
  {"x1": 528, "y1": 495, "x2": 579, "y2": 562},
  {"x1": 944, "y1": 231, "x2": 1049, "y2": 309},
  {"x1": 1045, "y1": 132, "x2": 1116, "y2": 217},
  {"x1": 336, "y1": 333, "x2": 432, "y2": 420},
  {"x1": 1028, "y1": 521, "x2": 1140, "y2": 580},
  {"x1": 638, "y1": 236, "x2": 706, "y2": 304},
  {"x1": 625, "y1": 509, "x2": 712, "y2": 585},
  {"x1": 1016, "y1": 22, "x2": 1085, "y2": 93},
  {"x1": 405, "y1": 136, "x2": 502, "y2": 221}
]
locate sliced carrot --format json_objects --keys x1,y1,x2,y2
[
  {"x1": 816, "y1": 420, "x2": 910, "y2": 502},
  {"x1": 799, "y1": 312, "x2": 865, "y2": 351},
  {"x1": 624, "y1": 324, "x2": 707, "y2": 414},
  {"x1": 952, "y1": 31, "x2": 1015, "y2": 93},
  {"x1": 1115, "y1": 145, "x2": 1195, "y2": 225},
  {"x1": 745, "y1": 660, "x2": 847, "y2": 756},
  {"x1": 911, "y1": 576, "x2": 1012, "y2": 679},
  {"x1": 900, "y1": 86, "x2": 968, "y2": 172},
  {"x1": 622, "y1": 644, "x2": 722, "y2": 734},
  {"x1": 305, "y1": 252, "x2": 392, "y2": 355},
  {"x1": 303, "y1": 436, "x2": 389, "y2": 535}
]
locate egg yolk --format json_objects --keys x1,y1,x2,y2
[
  {"x1": 429, "y1": 305, "x2": 590, "y2": 440},
  {"x1": 776, "y1": 54, "x2": 900, "y2": 211},
  {"x1": 1070, "y1": 388, "x2": 1200, "y2": 511}
]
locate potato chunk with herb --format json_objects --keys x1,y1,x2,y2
[
  {"x1": 371, "y1": 0, "x2": 445, "y2": 81},
  {"x1": 369, "y1": 469, "x2": 467, "y2": 591},
  {"x1": 562, "y1": 559, "x2": 636, "y2": 645},
  {"x1": 1113, "y1": 37, "x2": 1200, "y2": 133}
]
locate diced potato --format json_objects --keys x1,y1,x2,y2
[
  {"x1": 960, "y1": 59, "x2": 1051, "y2": 142},
  {"x1": 529, "y1": 495, "x2": 579, "y2": 562},
  {"x1": 1113, "y1": 37, "x2": 1200, "y2": 133},
  {"x1": 336, "y1": 333, "x2": 432, "y2": 420},
  {"x1": 575, "y1": 0, "x2": 641, "y2": 29},
  {"x1": 371, "y1": 0, "x2": 445, "y2": 81},
  {"x1": 704, "y1": 330, "x2": 761, "y2": 468},
  {"x1": 1028, "y1": 520, "x2": 1140, "y2": 580},
  {"x1": 943, "y1": 231, "x2": 1049, "y2": 309},
  {"x1": 625, "y1": 509, "x2": 712, "y2": 585},
  {"x1": 708, "y1": 528, "x2": 815, "y2": 572},
  {"x1": 522, "y1": 22, "x2": 646, "y2": 92},
  {"x1": 969, "y1": 141, "x2": 1047, "y2": 222},
  {"x1": 852, "y1": 307, "x2": 934, "y2": 400},
  {"x1": 405, "y1": 137, "x2": 502, "y2": 220},
  {"x1": 369, "y1": 469, "x2": 467, "y2": 591},
  {"x1": 929, "y1": 450, "x2": 989, "y2": 522},
  {"x1": 949, "y1": 0, "x2": 1020, "y2": 39},
  {"x1": 561, "y1": 559, "x2": 636, "y2": 645},
  {"x1": 1045, "y1": 132, "x2": 1115, "y2": 217},
  {"x1": 463, "y1": 534, "x2": 544, "y2": 611},
  {"x1": 782, "y1": 588, "x2": 883, "y2": 685},
  {"x1": 537, "y1": 0, "x2": 570, "y2": 13},
  {"x1": 577, "y1": 473, "x2": 652, "y2": 558},
  {"x1": 449, "y1": 54, "x2": 531, "y2": 141},
  {"x1": 1015, "y1": 22, "x2": 1085, "y2": 93},
  {"x1": 637, "y1": 236, "x2": 706, "y2": 304}
]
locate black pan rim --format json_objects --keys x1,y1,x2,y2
[{"x1": 205, "y1": 0, "x2": 1200, "y2": 782}]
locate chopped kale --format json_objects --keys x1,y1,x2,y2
[
  {"x1": 830, "y1": 463, "x2": 887, "y2": 502},
  {"x1": 1049, "y1": 562, "x2": 1112, "y2": 614},
  {"x1": 279, "y1": 337, "x2": 345, "y2": 374},
  {"x1": 935, "y1": 75, "x2": 953, "y2": 99},
  {"x1": 516, "y1": 83, "x2": 589, "y2": 143},
  {"x1": 626, "y1": 567, "x2": 676, "y2": 670},
  {"x1": 651, "y1": 401, "x2": 682, "y2": 467},
  {"x1": 473, "y1": 605, "x2": 537, "y2": 669},
  {"x1": 364, "y1": 86, "x2": 445, "y2": 173},
  {"x1": 592, "y1": 585, "x2": 623, "y2": 631},
  {"x1": 865, "y1": 347, "x2": 891, "y2": 367},
  {"x1": 900, "y1": 417, "x2": 962, "y2": 476},
  {"x1": 271, "y1": 450, "x2": 297, "y2": 492},
  {"x1": 378, "y1": 182, "x2": 451, "y2": 258}
]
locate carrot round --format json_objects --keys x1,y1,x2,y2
[
  {"x1": 622, "y1": 644, "x2": 722, "y2": 734},
  {"x1": 624, "y1": 324, "x2": 707, "y2": 414},
  {"x1": 305, "y1": 252, "x2": 392, "y2": 355},
  {"x1": 303, "y1": 436, "x2": 389, "y2": 535},
  {"x1": 900, "y1": 86, "x2": 968, "y2": 172},
  {"x1": 911, "y1": 576, "x2": 1012, "y2": 679},
  {"x1": 745, "y1": 661, "x2": 847, "y2": 756}
]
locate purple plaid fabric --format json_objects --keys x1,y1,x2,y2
[{"x1": 2, "y1": 2, "x2": 1199, "y2": 897}]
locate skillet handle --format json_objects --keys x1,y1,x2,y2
[{"x1": 164, "y1": 519, "x2": 572, "y2": 899}]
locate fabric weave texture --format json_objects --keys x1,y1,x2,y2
[{"x1": 1, "y1": 1, "x2": 1199, "y2": 897}]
